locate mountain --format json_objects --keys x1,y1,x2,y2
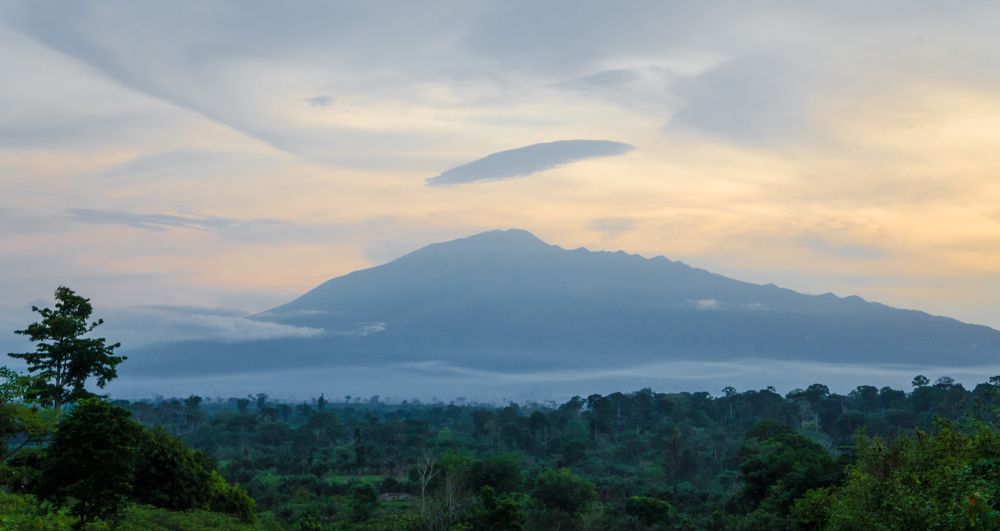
[{"x1": 128, "y1": 229, "x2": 1000, "y2": 377}]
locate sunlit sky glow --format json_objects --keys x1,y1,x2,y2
[{"x1": 2, "y1": 1, "x2": 999, "y2": 337}]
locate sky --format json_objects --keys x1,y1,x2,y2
[{"x1": 2, "y1": 1, "x2": 1000, "y2": 350}]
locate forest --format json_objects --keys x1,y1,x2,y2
[{"x1": 3, "y1": 288, "x2": 1000, "y2": 530}]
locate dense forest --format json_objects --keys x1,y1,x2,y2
[{"x1": 3, "y1": 288, "x2": 1000, "y2": 529}]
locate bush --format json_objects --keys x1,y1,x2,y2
[
  {"x1": 0, "y1": 490, "x2": 76, "y2": 530},
  {"x1": 116, "y1": 504, "x2": 257, "y2": 530},
  {"x1": 209, "y1": 471, "x2": 257, "y2": 524},
  {"x1": 133, "y1": 426, "x2": 215, "y2": 510},
  {"x1": 36, "y1": 398, "x2": 142, "y2": 526}
]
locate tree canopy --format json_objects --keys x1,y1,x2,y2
[{"x1": 9, "y1": 286, "x2": 125, "y2": 415}]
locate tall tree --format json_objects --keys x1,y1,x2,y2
[{"x1": 8, "y1": 286, "x2": 126, "y2": 416}]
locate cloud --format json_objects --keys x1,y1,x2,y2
[
  {"x1": 667, "y1": 55, "x2": 818, "y2": 143},
  {"x1": 1, "y1": 1, "x2": 481, "y2": 167},
  {"x1": 64, "y1": 207, "x2": 338, "y2": 242},
  {"x1": 67, "y1": 209, "x2": 233, "y2": 232},
  {"x1": 108, "y1": 357, "x2": 1000, "y2": 402},
  {"x1": 102, "y1": 305, "x2": 324, "y2": 345},
  {"x1": 331, "y1": 321, "x2": 387, "y2": 337},
  {"x1": 426, "y1": 140, "x2": 634, "y2": 186},
  {"x1": 553, "y1": 63, "x2": 696, "y2": 115},
  {"x1": 306, "y1": 95, "x2": 332, "y2": 108},
  {"x1": 61, "y1": 209, "x2": 464, "y2": 255},
  {"x1": 0, "y1": 303, "x2": 324, "y2": 355},
  {"x1": 690, "y1": 299, "x2": 720, "y2": 310}
]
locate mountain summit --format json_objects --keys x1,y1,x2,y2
[{"x1": 131, "y1": 229, "x2": 1000, "y2": 376}]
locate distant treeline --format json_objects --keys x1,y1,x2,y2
[{"x1": 106, "y1": 375, "x2": 1000, "y2": 529}]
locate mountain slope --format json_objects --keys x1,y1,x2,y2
[{"x1": 129, "y1": 229, "x2": 1000, "y2": 376}]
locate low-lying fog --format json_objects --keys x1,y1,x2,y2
[{"x1": 109, "y1": 359, "x2": 1000, "y2": 404}]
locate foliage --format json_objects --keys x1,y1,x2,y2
[
  {"x1": 88, "y1": 374, "x2": 1000, "y2": 529},
  {"x1": 469, "y1": 486, "x2": 527, "y2": 530},
  {"x1": 0, "y1": 490, "x2": 76, "y2": 530},
  {"x1": 36, "y1": 398, "x2": 142, "y2": 525},
  {"x1": 208, "y1": 472, "x2": 257, "y2": 524},
  {"x1": 116, "y1": 503, "x2": 260, "y2": 530},
  {"x1": 132, "y1": 426, "x2": 215, "y2": 510},
  {"x1": 0, "y1": 366, "x2": 56, "y2": 465},
  {"x1": 531, "y1": 467, "x2": 598, "y2": 517},
  {"x1": 8, "y1": 287, "x2": 125, "y2": 415},
  {"x1": 735, "y1": 420, "x2": 841, "y2": 528},
  {"x1": 470, "y1": 453, "x2": 522, "y2": 494},
  {"x1": 810, "y1": 421, "x2": 1000, "y2": 530},
  {"x1": 3, "y1": 288, "x2": 254, "y2": 529},
  {"x1": 624, "y1": 495, "x2": 675, "y2": 529}
]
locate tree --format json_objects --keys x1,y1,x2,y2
[
  {"x1": 531, "y1": 468, "x2": 597, "y2": 519},
  {"x1": 0, "y1": 367, "x2": 54, "y2": 462},
  {"x1": 736, "y1": 421, "x2": 840, "y2": 528},
  {"x1": 471, "y1": 454, "x2": 522, "y2": 495},
  {"x1": 813, "y1": 422, "x2": 1000, "y2": 530},
  {"x1": 183, "y1": 395, "x2": 204, "y2": 432},
  {"x1": 912, "y1": 374, "x2": 930, "y2": 388},
  {"x1": 935, "y1": 376, "x2": 956, "y2": 388},
  {"x1": 471, "y1": 486, "x2": 526, "y2": 531},
  {"x1": 625, "y1": 496, "x2": 674, "y2": 529},
  {"x1": 416, "y1": 453, "x2": 439, "y2": 518},
  {"x1": 8, "y1": 287, "x2": 126, "y2": 416},
  {"x1": 132, "y1": 426, "x2": 215, "y2": 510},
  {"x1": 207, "y1": 473, "x2": 256, "y2": 524},
  {"x1": 437, "y1": 450, "x2": 475, "y2": 525},
  {"x1": 805, "y1": 383, "x2": 831, "y2": 402},
  {"x1": 37, "y1": 398, "x2": 141, "y2": 526}
]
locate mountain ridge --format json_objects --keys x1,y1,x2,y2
[{"x1": 129, "y1": 229, "x2": 1000, "y2": 377}]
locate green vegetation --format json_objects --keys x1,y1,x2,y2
[
  {"x1": 10, "y1": 286, "x2": 125, "y2": 416},
  {"x1": 2, "y1": 287, "x2": 252, "y2": 529},
  {"x1": 4, "y1": 287, "x2": 1000, "y2": 529},
  {"x1": 101, "y1": 374, "x2": 1000, "y2": 529}
]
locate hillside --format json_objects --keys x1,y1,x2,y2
[{"x1": 127, "y1": 229, "x2": 1000, "y2": 377}]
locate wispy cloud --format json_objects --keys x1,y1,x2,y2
[
  {"x1": 331, "y1": 321, "x2": 387, "y2": 337},
  {"x1": 689, "y1": 299, "x2": 720, "y2": 310},
  {"x1": 61, "y1": 209, "x2": 462, "y2": 255},
  {"x1": 426, "y1": 140, "x2": 634, "y2": 186},
  {"x1": 66, "y1": 208, "x2": 233, "y2": 232},
  {"x1": 306, "y1": 95, "x2": 332, "y2": 108},
  {"x1": 102, "y1": 305, "x2": 324, "y2": 345}
]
